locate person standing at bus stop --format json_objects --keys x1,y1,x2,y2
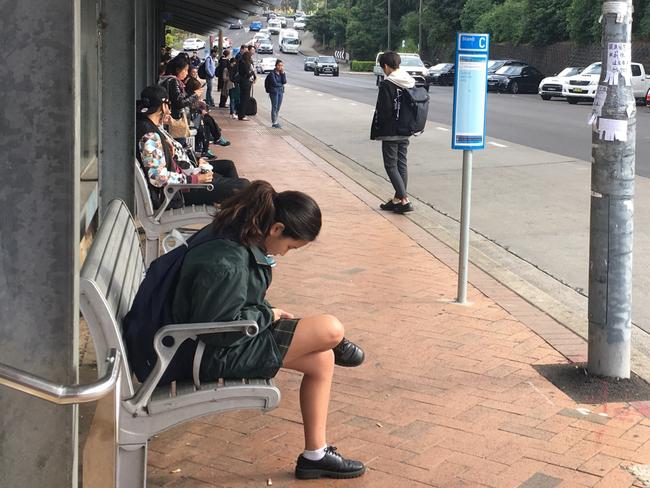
[
  {"x1": 265, "y1": 59, "x2": 286, "y2": 128},
  {"x1": 204, "y1": 47, "x2": 218, "y2": 107},
  {"x1": 371, "y1": 51, "x2": 415, "y2": 214}
]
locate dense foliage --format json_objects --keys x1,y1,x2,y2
[{"x1": 302, "y1": 0, "x2": 650, "y2": 60}]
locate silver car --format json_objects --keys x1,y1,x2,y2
[{"x1": 303, "y1": 56, "x2": 316, "y2": 71}]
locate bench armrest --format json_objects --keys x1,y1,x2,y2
[
  {"x1": 153, "y1": 183, "x2": 215, "y2": 221},
  {"x1": 126, "y1": 320, "x2": 259, "y2": 414}
]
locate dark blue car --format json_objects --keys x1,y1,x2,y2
[{"x1": 250, "y1": 21, "x2": 262, "y2": 31}]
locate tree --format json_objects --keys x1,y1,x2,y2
[
  {"x1": 476, "y1": 0, "x2": 528, "y2": 44},
  {"x1": 525, "y1": 0, "x2": 569, "y2": 45},
  {"x1": 565, "y1": 0, "x2": 601, "y2": 44},
  {"x1": 638, "y1": 0, "x2": 650, "y2": 39},
  {"x1": 346, "y1": 0, "x2": 390, "y2": 58},
  {"x1": 460, "y1": 0, "x2": 495, "y2": 31}
]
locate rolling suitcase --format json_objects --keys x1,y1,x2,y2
[{"x1": 246, "y1": 84, "x2": 258, "y2": 116}]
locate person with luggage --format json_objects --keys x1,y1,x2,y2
[
  {"x1": 265, "y1": 59, "x2": 286, "y2": 129},
  {"x1": 165, "y1": 180, "x2": 367, "y2": 479},
  {"x1": 371, "y1": 51, "x2": 416, "y2": 214},
  {"x1": 237, "y1": 50, "x2": 256, "y2": 121},
  {"x1": 226, "y1": 58, "x2": 240, "y2": 119}
]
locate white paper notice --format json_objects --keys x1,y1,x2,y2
[
  {"x1": 605, "y1": 42, "x2": 632, "y2": 86},
  {"x1": 589, "y1": 85, "x2": 608, "y2": 125},
  {"x1": 598, "y1": 118, "x2": 628, "y2": 141},
  {"x1": 601, "y1": 1, "x2": 633, "y2": 24}
]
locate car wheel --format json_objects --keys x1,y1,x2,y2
[
  {"x1": 510, "y1": 82, "x2": 519, "y2": 94},
  {"x1": 304, "y1": 66, "x2": 307, "y2": 71},
  {"x1": 566, "y1": 97, "x2": 579, "y2": 104},
  {"x1": 541, "y1": 94, "x2": 551, "y2": 101},
  {"x1": 334, "y1": 71, "x2": 339, "y2": 77}
]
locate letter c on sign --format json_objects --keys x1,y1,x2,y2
[{"x1": 479, "y1": 37, "x2": 487, "y2": 49}]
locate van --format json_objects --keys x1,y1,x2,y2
[
  {"x1": 268, "y1": 19, "x2": 281, "y2": 35},
  {"x1": 279, "y1": 28, "x2": 298, "y2": 46},
  {"x1": 280, "y1": 37, "x2": 300, "y2": 54}
]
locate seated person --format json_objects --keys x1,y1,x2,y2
[
  {"x1": 168, "y1": 181, "x2": 366, "y2": 480},
  {"x1": 185, "y1": 78, "x2": 230, "y2": 155},
  {"x1": 136, "y1": 85, "x2": 248, "y2": 209}
]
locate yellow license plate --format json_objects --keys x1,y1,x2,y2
[{"x1": 573, "y1": 88, "x2": 583, "y2": 93}]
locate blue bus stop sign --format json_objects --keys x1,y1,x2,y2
[{"x1": 451, "y1": 33, "x2": 490, "y2": 150}]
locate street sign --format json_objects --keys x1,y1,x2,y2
[{"x1": 452, "y1": 33, "x2": 490, "y2": 150}]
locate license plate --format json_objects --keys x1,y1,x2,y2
[
  {"x1": 547, "y1": 87, "x2": 559, "y2": 91},
  {"x1": 572, "y1": 88, "x2": 584, "y2": 93}
]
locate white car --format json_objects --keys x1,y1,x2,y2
[
  {"x1": 182, "y1": 38, "x2": 205, "y2": 51},
  {"x1": 268, "y1": 19, "x2": 281, "y2": 35},
  {"x1": 213, "y1": 37, "x2": 233, "y2": 49},
  {"x1": 259, "y1": 28, "x2": 271, "y2": 37},
  {"x1": 256, "y1": 57, "x2": 278, "y2": 74},
  {"x1": 294, "y1": 20, "x2": 306, "y2": 30},
  {"x1": 538, "y1": 67, "x2": 584, "y2": 100},
  {"x1": 563, "y1": 61, "x2": 650, "y2": 104}
]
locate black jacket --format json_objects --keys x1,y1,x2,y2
[
  {"x1": 159, "y1": 75, "x2": 196, "y2": 119},
  {"x1": 238, "y1": 59, "x2": 256, "y2": 86},
  {"x1": 370, "y1": 79, "x2": 402, "y2": 140}
]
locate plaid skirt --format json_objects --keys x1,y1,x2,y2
[{"x1": 270, "y1": 318, "x2": 299, "y2": 361}]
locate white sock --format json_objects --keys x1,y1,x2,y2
[{"x1": 302, "y1": 445, "x2": 327, "y2": 461}]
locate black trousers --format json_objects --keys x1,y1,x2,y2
[
  {"x1": 183, "y1": 160, "x2": 249, "y2": 205},
  {"x1": 202, "y1": 114, "x2": 222, "y2": 142},
  {"x1": 238, "y1": 82, "x2": 252, "y2": 119}
]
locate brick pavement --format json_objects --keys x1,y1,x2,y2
[{"x1": 147, "y1": 110, "x2": 650, "y2": 487}]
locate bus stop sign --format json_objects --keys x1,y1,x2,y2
[{"x1": 452, "y1": 33, "x2": 490, "y2": 150}]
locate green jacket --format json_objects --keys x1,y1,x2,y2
[{"x1": 170, "y1": 233, "x2": 283, "y2": 380}]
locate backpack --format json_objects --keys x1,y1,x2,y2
[
  {"x1": 123, "y1": 228, "x2": 220, "y2": 384},
  {"x1": 264, "y1": 73, "x2": 273, "y2": 93},
  {"x1": 197, "y1": 60, "x2": 208, "y2": 79},
  {"x1": 396, "y1": 86, "x2": 430, "y2": 136}
]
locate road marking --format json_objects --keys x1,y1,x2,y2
[
  {"x1": 350, "y1": 102, "x2": 357, "y2": 106},
  {"x1": 331, "y1": 98, "x2": 339, "y2": 101},
  {"x1": 488, "y1": 141, "x2": 508, "y2": 148},
  {"x1": 317, "y1": 93, "x2": 324, "y2": 96},
  {"x1": 435, "y1": 127, "x2": 449, "y2": 132},
  {"x1": 304, "y1": 90, "x2": 311, "y2": 93}
]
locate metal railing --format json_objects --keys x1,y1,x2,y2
[{"x1": 0, "y1": 349, "x2": 121, "y2": 404}]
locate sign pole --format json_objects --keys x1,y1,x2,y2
[
  {"x1": 451, "y1": 33, "x2": 489, "y2": 304},
  {"x1": 457, "y1": 149, "x2": 473, "y2": 303}
]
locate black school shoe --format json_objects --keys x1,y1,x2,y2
[
  {"x1": 393, "y1": 201, "x2": 414, "y2": 213},
  {"x1": 379, "y1": 199, "x2": 398, "y2": 211},
  {"x1": 295, "y1": 446, "x2": 366, "y2": 479},
  {"x1": 333, "y1": 338, "x2": 365, "y2": 367}
]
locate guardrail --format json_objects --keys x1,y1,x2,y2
[{"x1": 0, "y1": 349, "x2": 121, "y2": 404}]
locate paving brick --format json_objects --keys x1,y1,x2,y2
[{"x1": 518, "y1": 472, "x2": 563, "y2": 488}]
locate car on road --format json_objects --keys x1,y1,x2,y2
[
  {"x1": 304, "y1": 56, "x2": 317, "y2": 71},
  {"x1": 256, "y1": 57, "x2": 277, "y2": 74},
  {"x1": 294, "y1": 10, "x2": 305, "y2": 19},
  {"x1": 487, "y1": 64, "x2": 545, "y2": 94},
  {"x1": 213, "y1": 37, "x2": 233, "y2": 49},
  {"x1": 257, "y1": 39, "x2": 274, "y2": 54},
  {"x1": 538, "y1": 67, "x2": 584, "y2": 100},
  {"x1": 488, "y1": 59, "x2": 526, "y2": 74},
  {"x1": 314, "y1": 55, "x2": 339, "y2": 76},
  {"x1": 280, "y1": 37, "x2": 300, "y2": 54},
  {"x1": 563, "y1": 61, "x2": 650, "y2": 104},
  {"x1": 182, "y1": 38, "x2": 205, "y2": 51},
  {"x1": 294, "y1": 19, "x2": 306, "y2": 30},
  {"x1": 427, "y1": 63, "x2": 455, "y2": 86},
  {"x1": 278, "y1": 16, "x2": 288, "y2": 27},
  {"x1": 374, "y1": 52, "x2": 430, "y2": 91},
  {"x1": 259, "y1": 28, "x2": 271, "y2": 38},
  {"x1": 229, "y1": 20, "x2": 243, "y2": 29},
  {"x1": 268, "y1": 19, "x2": 282, "y2": 35},
  {"x1": 249, "y1": 21, "x2": 263, "y2": 31}
]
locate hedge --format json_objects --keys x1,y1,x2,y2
[{"x1": 350, "y1": 60, "x2": 375, "y2": 72}]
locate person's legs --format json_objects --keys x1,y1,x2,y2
[
  {"x1": 229, "y1": 88, "x2": 236, "y2": 116},
  {"x1": 205, "y1": 77, "x2": 214, "y2": 106},
  {"x1": 203, "y1": 114, "x2": 221, "y2": 141},
  {"x1": 210, "y1": 158, "x2": 239, "y2": 178},
  {"x1": 270, "y1": 93, "x2": 279, "y2": 125},
  {"x1": 238, "y1": 84, "x2": 250, "y2": 119},
  {"x1": 282, "y1": 315, "x2": 365, "y2": 479},
  {"x1": 396, "y1": 139, "x2": 409, "y2": 193},
  {"x1": 182, "y1": 177, "x2": 250, "y2": 205},
  {"x1": 219, "y1": 82, "x2": 228, "y2": 108},
  {"x1": 381, "y1": 140, "x2": 407, "y2": 200}
]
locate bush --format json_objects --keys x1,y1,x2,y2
[
  {"x1": 351, "y1": 60, "x2": 375, "y2": 72},
  {"x1": 476, "y1": 0, "x2": 528, "y2": 44}
]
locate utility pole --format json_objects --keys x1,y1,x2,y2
[
  {"x1": 418, "y1": 0, "x2": 422, "y2": 55},
  {"x1": 587, "y1": 0, "x2": 635, "y2": 378},
  {"x1": 387, "y1": 0, "x2": 391, "y2": 50}
]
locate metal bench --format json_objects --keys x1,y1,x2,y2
[
  {"x1": 80, "y1": 199, "x2": 280, "y2": 487},
  {"x1": 134, "y1": 160, "x2": 216, "y2": 266}
]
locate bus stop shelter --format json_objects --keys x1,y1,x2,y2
[{"x1": 0, "y1": 0, "x2": 275, "y2": 486}]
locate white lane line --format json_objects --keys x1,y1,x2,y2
[
  {"x1": 350, "y1": 102, "x2": 357, "y2": 106},
  {"x1": 317, "y1": 93, "x2": 324, "y2": 96},
  {"x1": 435, "y1": 127, "x2": 449, "y2": 132},
  {"x1": 488, "y1": 141, "x2": 508, "y2": 148},
  {"x1": 331, "y1": 98, "x2": 339, "y2": 101},
  {"x1": 304, "y1": 90, "x2": 311, "y2": 93}
]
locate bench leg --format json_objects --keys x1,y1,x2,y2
[
  {"x1": 83, "y1": 390, "x2": 118, "y2": 488},
  {"x1": 144, "y1": 238, "x2": 159, "y2": 267},
  {"x1": 117, "y1": 443, "x2": 147, "y2": 488}
]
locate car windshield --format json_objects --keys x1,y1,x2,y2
[
  {"x1": 488, "y1": 61, "x2": 504, "y2": 69},
  {"x1": 496, "y1": 66, "x2": 523, "y2": 75},
  {"x1": 319, "y1": 56, "x2": 336, "y2": 63},
  {"x1": 583, "y1": 63, "x2": 602, "y2": 75},
  {"x1": 401, "y1": 57, "x2": 424, "y2": 67},
  {"x1": 557, "y1": 67, "x2": 581, "y2": 77},
  {"x1": 306, "y1": 57, "x2": 315, "y2": 62},
  {"x1": 285, "y1": 38, "x2": 300, "y2": 45}
]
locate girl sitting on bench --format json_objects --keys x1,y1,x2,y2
[{"x1": 169, "y1": 180, "x2": 366, "y2": 480}]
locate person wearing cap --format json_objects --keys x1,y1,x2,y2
[{"x1": 136, "y1": 85, "x2": 248, "y2": 209}]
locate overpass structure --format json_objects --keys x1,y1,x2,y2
[{"x1": 0, "y1": 1, "x2": 276, "y2": 486}]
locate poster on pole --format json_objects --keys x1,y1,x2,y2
[{"x1": 451, "y1": 33, "x2": 490, "y2": 150}]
